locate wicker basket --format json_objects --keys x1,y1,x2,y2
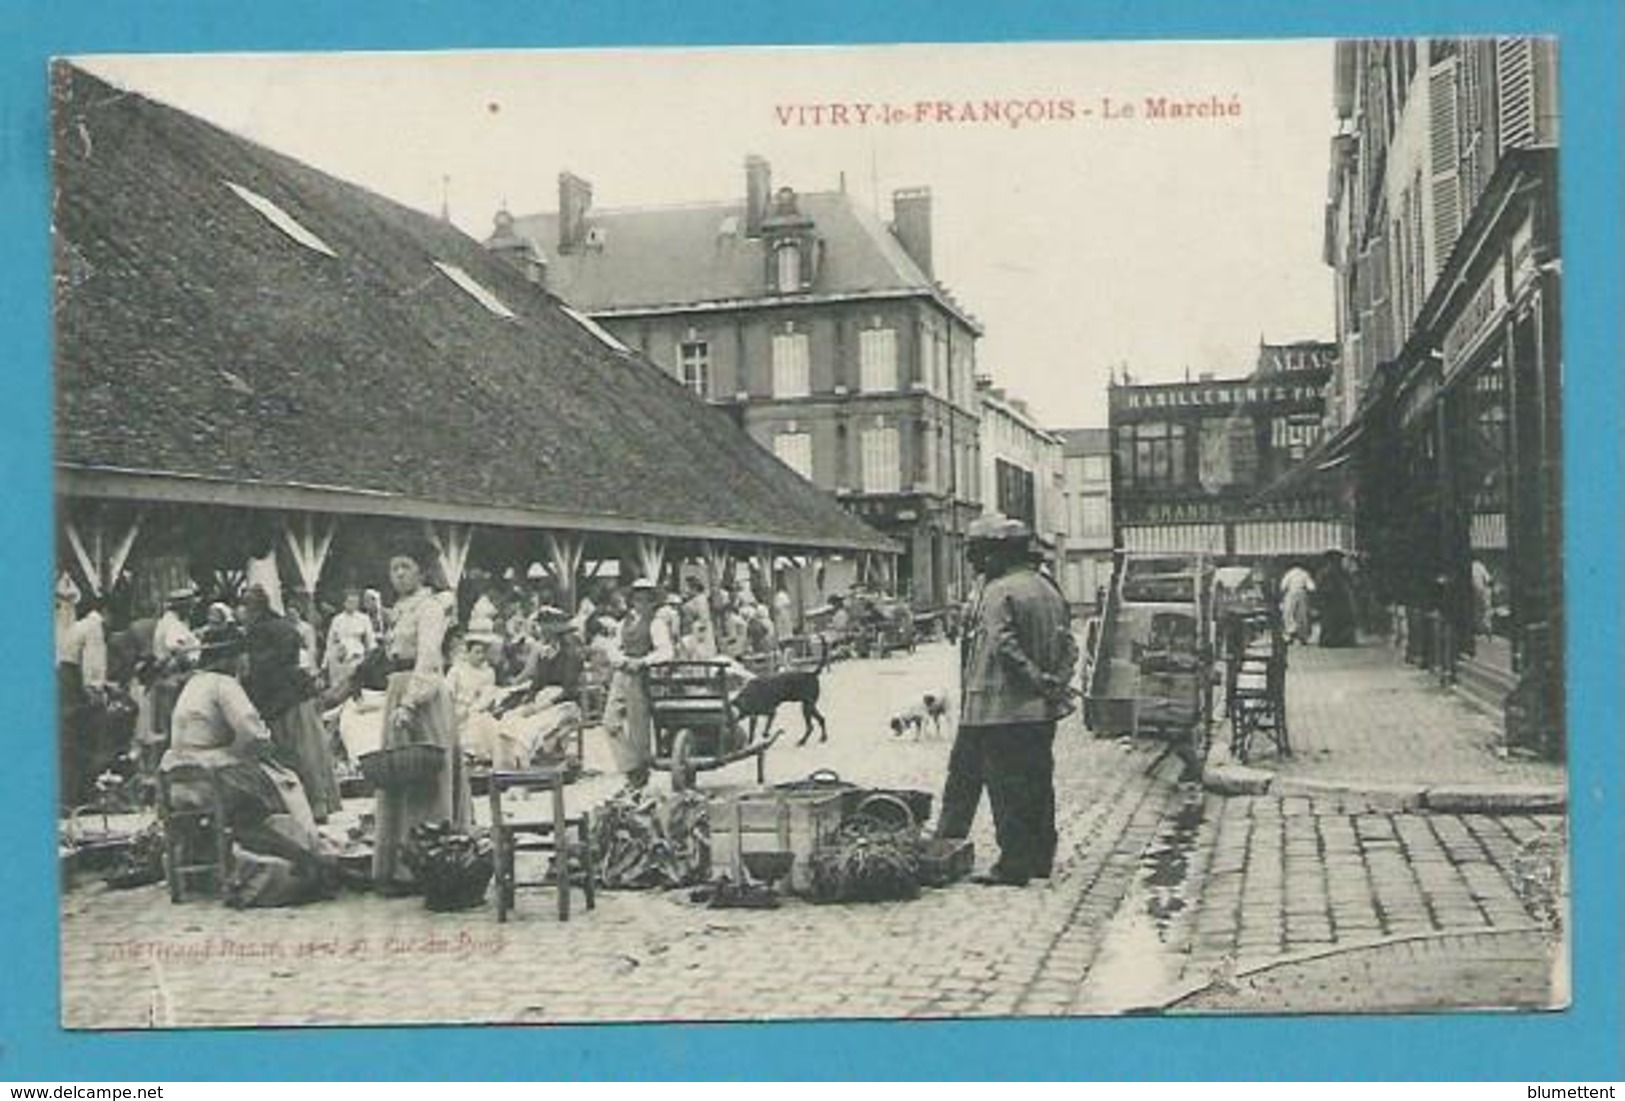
[{"x1": 357, "y1": 743, "x2": 445, "y2": 789}]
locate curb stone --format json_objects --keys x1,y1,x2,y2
[
  {"x1": 1272, "y1": 775, "x2": 1426, "y2": 811},
  {"x1": 1201, "y1": 762, "x2": 1272, "y2": 796},
  {"x1": 1420, "y1": 785, "x2": 1567, "y2": 814},
  {"x1": 1202, "y1": 765, "x2": 1567, "y2": 814}
]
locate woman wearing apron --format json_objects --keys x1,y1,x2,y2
[{"x1": 371, "y1": 549, "x2": 471, "y2": 894}]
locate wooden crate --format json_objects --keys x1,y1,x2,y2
[{"x1": 708, "y1": 789, "x2": 848, "y2": 895}]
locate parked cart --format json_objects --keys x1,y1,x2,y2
[
  {"x1": 1084, "y1": 553, "x2": 1216, "y2": 774},
  {"x1": 643, "y1": 660, "x2": 779, "y2": 791}
]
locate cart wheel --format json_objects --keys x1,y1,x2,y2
[{"x1": 671, "y1": 729, "x2": 696, "y2": 792}]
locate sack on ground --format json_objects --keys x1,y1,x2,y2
[{"x1": 225, "y1": 847, "x2": 320, "y2": 908}]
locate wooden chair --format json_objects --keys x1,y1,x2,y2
[
  {"x1": 1228, "y1": 617, "x2": 1290, "y2": 764},
  {"x1": 156, "y1": 765, "x2": 232, "y2": 902},
  {"x1": 487, "y1": 767, "x2": 595, "y2": 922}
]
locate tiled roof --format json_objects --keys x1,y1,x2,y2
[
  {"x1": 52, "y1": 64, "x2": 893, "y2": 554},
  {"x1": 503, "y1": 192, "x2": 981, "y2": 331}
]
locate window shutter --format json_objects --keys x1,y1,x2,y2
[
  {"x1": 1429, "y1": 59, "x2": 1462, "y2": 274},
  {"x1": 1459, "y1": 43, "x2": 1490, "y2": 207},
  {"x1": 799, "y1": 237, "x2": 816, "y2": 287},
  {"x1": 1495, "y1": 38, "x2": 1536, "y2": 153}
]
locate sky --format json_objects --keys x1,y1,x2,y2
[{"x1": 80, "y1": 41, "x2": 1338, "y2": 430}]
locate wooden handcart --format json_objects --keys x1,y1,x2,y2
[{"x1": 644, "y1": 660, "x2": 779, "y2": 791}]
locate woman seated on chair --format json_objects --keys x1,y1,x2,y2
[
  {"x1": 160, "y1": 628, "x2": 337, "y2": 883},
  {"x1": 465, "y1": 607, "x2": 585, "y2": 770}
]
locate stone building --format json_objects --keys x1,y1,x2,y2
[
  {"x1": 977, "y1": 379, "x2": 1065, "y2": 561},
  {"x1": 489, "y1": 158, "x2": 984, "y2": 609},
  {"x1": 1055, "y1": 428, "x2": 1114, "y2": 613}
]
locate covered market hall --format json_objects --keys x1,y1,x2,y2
[{"x1": 53, "y1": 62, "x2": 899, "y2": 812}]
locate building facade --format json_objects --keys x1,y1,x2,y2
[
  {"x1": 1109, "y1": 342, "x2": 1345, "y2": 562},
  {"x1": 977, "y1": 379, "x2": 1065, "y2": 559},
  {"x1": 490, "y1": 159, "x2": 984, "y2": 608},
  {"x1": 1056, "y1": 428, "x2": 1114, "y2": 613},
  {"x1": 1322, "y1": 37, "x2": 1561, "y2": 756}
]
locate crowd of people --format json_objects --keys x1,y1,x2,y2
[{"x1": 53, "y1": 544, "x2": 823, "y2": 900}]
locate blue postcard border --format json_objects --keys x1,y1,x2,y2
[{"x1": 0, "y1": 0, "x2": 1618, "y2": 1081}]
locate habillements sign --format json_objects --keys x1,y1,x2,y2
[{"x1": 1111, "y1": 381, "x2": 1325, "y2": 412}]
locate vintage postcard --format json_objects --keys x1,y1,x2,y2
[{"x1": 52, "y1": 39, "x2": 1567, "y2": 1029}]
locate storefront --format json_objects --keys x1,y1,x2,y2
[
  {"x1": 1352, "y1": 147, "x2": 1561, "y2": 757},
  {"x1": 1109, "y1": 348, "x2": 1347, "y2": 566}
]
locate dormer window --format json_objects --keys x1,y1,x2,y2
[{"x1": 775, "y1": 242, "x2": 801, "y2": 293}]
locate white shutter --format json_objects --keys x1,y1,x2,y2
[
  {"x1": 859, "y1": 328, "x2": 897, "y2": 391},
  {"x1": 860, "y1": 427, "x2": 900, "y2": 493},
  {"x1": 773, "y1": 431, "x2": 813, "y2": 481},
  {"x1": 772, "y1": 332, "x2": 810, "y2": 397},
  {"x1": 1429, "y1": 59, "x2": 1462, "y2": 273},
  {"x1": 1496, "y1": 38, "x2": 1536, "y2": 153}
]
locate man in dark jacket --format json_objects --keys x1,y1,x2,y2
[{"x1": 935, "y1": 517, "x2": 1078, "y2": 886}]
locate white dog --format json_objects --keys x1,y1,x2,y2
[{"x1": 889, "y1": 689, "x2": 952, "y2": 739}]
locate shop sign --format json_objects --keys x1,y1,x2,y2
[
  {"x1": 1442, "y1": 257, "x2": 1506, "y2": 376},
  {"x1": 1119, "y1": 495, "x2": 1338, "y2": 525},
  {"x1": 1111, "y1": 381, "x2": 1325, "y2": 415}
]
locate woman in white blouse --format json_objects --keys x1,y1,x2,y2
[{"x1": 370, "y1": 549, "x2": 471, "y2": 894}]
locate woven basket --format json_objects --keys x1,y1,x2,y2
[{"x1": 357, "y1": 743, "x2": 445, "y2": 789}]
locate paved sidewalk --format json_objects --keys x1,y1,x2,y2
[{"x1": 1246, "y1": 641, "x2": 1564, "y2": 789}]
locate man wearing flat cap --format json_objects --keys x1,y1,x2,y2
[{"x1": 936, "y1": 516, "x2": 1078, "y2": 887}]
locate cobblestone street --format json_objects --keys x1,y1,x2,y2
[
  {"x1": 61, "y1": 641, "x2": 1182, "y2": 1028},
  {"x1": 60, "y1": 638, "x2": 1568, "y2": 1028},
  {"x1": 1078, "y1": 641, "x2": 1568, "y2": 1014}
]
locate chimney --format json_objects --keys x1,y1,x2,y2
[
  {"x1": 745, "y1": 155, "x2": 771, "y2": 237},
  {"x1": 558, "y1": 171, "x2": 593, "y2": 254},
  {"x1": 891, "y1": 187, "x2": 933, "y2": 277}
]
